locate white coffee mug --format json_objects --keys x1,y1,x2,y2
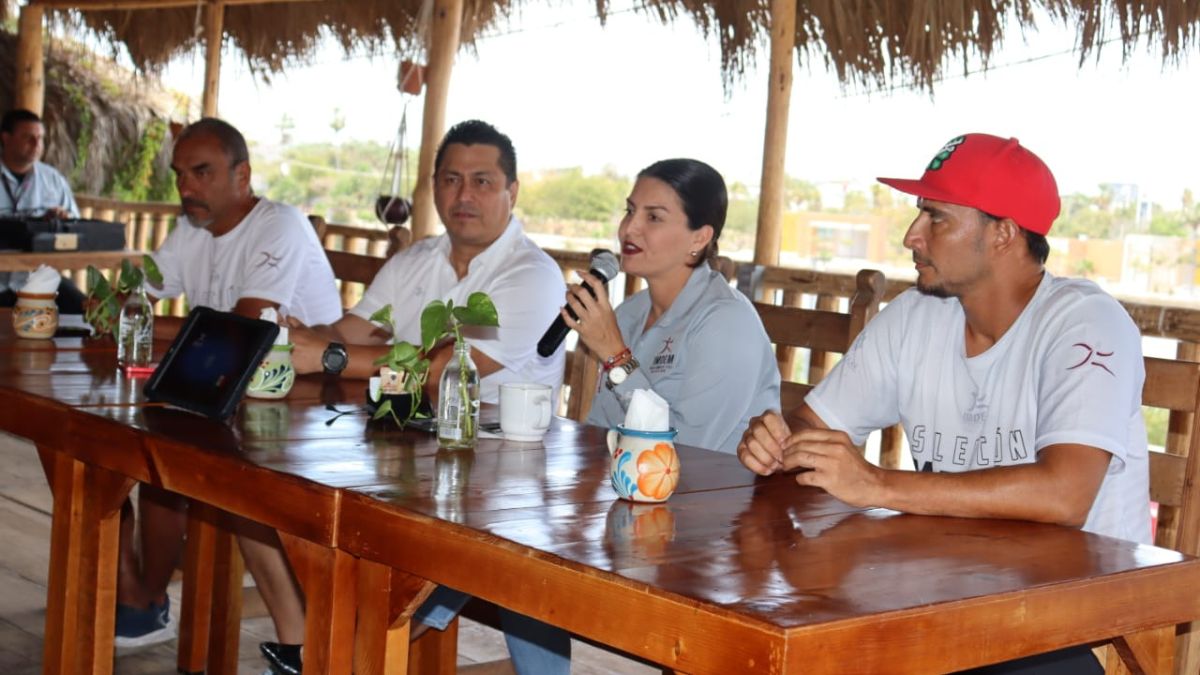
[{"x1": 500, "y1": 383, "x2": 553, "y2": 441}]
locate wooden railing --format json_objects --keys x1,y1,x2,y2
[
  {"x1": 66, "y1": 196, "x2": 1200, "y2": 351},
  {"x1": 50, "y1": 197, "x2": 1200, "y2": 472}
]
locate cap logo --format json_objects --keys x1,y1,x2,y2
[{"x1": 926, "y1": 135, "x2": 966, "y2": 171}]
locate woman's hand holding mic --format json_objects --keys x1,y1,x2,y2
[{"x1": 564, "y1": 271, "x2": 626, "y2": 363}]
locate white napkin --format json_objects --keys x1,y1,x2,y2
[
  {"x1": 21, "y1": 265, "x2": 60, "y2": 294},
  {"x1": 258, "y1": 307, "x2": 288, "y2": 344},
  {"x1": 623, "y1": 388, "x2": 670, "y2": 431}
]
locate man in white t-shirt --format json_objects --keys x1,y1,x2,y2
[
  {"x1": 252, "y1": 120, "x2": 568, "y2": 675},
  {"x1": 149, "y1": 120, "x2": 342, "y2": 331},
  {"x1": 115, "y1": 118, "x2": 341, "y2": 650},
  {"x1": 738, "y1": 134, "x2": 1147, "y2": 674}
]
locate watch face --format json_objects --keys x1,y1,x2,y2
[
  {"x1": 608, "y1": 366, "x2": 627, "y2": 385},
  {"x1": 323, "y1": 345, "x2": 348, "y2": 373}
]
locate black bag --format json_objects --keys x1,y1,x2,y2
[{"x1": 0, "y1": 217, "x2": 126, "y2": 252}]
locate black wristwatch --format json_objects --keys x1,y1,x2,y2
[{"x1": 321, "y1": 342, "x2": 348, "y2": 376}]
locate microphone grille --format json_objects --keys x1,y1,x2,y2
[{"x1": 589, "y1": 248, "x2": 620, "y2": 281}]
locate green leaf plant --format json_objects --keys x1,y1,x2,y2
[
  {"x1": 369, "y1": 291, "x2": 499, "y2": 429},
  {"x1": 83, "y1": 255, "x2": 163, "y2": 337}
]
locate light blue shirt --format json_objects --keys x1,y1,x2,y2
[
  {"x1": 0, "y1": 161, "x2": 81, "y2": 293},
  {"x1": 0, "y1": 161, "x2": 79, "y2": 218},
  {"x1": 587, "y1": 263, "x2": 781, "y2": 454}
]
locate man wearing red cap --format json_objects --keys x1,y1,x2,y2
[{"x1": 738, "y1": 134, "x2": 1147, "y2": 674}]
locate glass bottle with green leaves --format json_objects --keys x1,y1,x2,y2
[
  {"x1": 85, "y1": 256, "x2": 163, "y2": 338},
  {"x1": 370, "y1": 292, "x2": 499, "y2": 444}
]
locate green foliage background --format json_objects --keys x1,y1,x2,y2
[{"x1": 247, "y1": 141, "x2": 1200, "y2": 275}]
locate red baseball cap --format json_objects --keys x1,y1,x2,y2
[{"x1": 877, "y1": 133, "x2": 1061, "y2": 235}]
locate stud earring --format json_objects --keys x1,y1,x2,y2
[{"x1": 689, "y1": 251, "x2": 698, "y2": 257}]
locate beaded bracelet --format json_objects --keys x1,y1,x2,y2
[{"x1": 602, "y1": 347, "x2": 632, "y2": 371}]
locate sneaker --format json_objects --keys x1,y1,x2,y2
[
  {"x1": 113, "y1": 597, "x2": 177, "y2": 651},
  {"x1": 260, "y1": 642, "x2": 302, "y2": 675}
]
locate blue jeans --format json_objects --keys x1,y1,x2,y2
[{"x1": 413, "y1": 586, "x2": 570, "y2": 675}]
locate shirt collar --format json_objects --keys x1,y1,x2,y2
[
  {"x1": 654, "y1": 262, "x2": 713, "y2": 329},
  {"x1": 438, "y1": 216, "x2": 524, "y2": 277},
  {"x1": 1, "y1": 163, "x2": 33, "y2": 185}
]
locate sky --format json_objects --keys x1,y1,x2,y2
[{"x1": 154, "y1": 1, "x2": 1200, "y2": 207}]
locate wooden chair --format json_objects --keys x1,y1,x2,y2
[
  {"x1": 1100, "y1": 356, "x2": 1200, "y2": 674},
  {"x1": 755, "y1": 268, "x2": 885, "y2": 413},
  {"x1": 562, "y1": 342, "x2": 601, "y2": 422},
  {"x1": 309, "y1": 214, "x2": 403, "y2": 307}
]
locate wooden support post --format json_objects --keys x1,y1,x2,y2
[
  {"x1": 16, "y1": 5, "x2": 46, "y2": 116},
  {"x1": 411, "y1": 0, "x2": 465, "y2": 240},
  {"x1": 752, "y1": 0, "x2": 797, "y2": 266},
  {"x1": 201, "y1": 1, "x2": 226, "y2": 118}
]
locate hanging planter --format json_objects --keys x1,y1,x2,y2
[
  {"x1": 376, "y1": 101, "x2": 414, "y2": 226},
  {"x1": 399, "y1": 60, "x2": 425, "y2": 95},
  {"x1": 375, "y1": 195, "x2": 412, "y2": 225}
]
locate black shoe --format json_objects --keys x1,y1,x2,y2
[{"x1": 260, "y1": 642, "x2": 302, "y2": 675}]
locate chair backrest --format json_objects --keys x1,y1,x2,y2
[
  {"x1": 562, "y1": 342, "x2": 601, "y2": 422},
  {"x1": 1096, "y1": 356, "x2": 1200, "y2": 674},
  {"x1": 1142, "y1": 356, "x2": 1200, "y2": 555},
  {"x1": 756, "y1": 268, "x2": 886, "y2": 412},
  {"x1": 310, "y1": 216, "x2": 411, "y2": 309}
]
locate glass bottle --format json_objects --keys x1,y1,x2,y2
[
  {"x1": 437, "y1": 339, "x2": 479, "y2": 449},
  {"x1": 117, "y1": 281, "x2": 153, "y2": 369}
]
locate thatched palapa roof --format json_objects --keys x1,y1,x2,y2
[
  {"x1": 0, "y1": 30, "x2": 178, "y2": 197},
  {"x1": 22, "y1": 0, "x2": 1200, "y2": 92}
]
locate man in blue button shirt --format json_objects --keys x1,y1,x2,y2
[
  {"x1": 0, "y1": 108, "x2": 85, "y2": 312},
  {"x1": 0, "y1": 109, "x2": 78, "y2": 219}
]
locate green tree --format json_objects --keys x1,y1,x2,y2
[
  {"x1": 277, "y1": 114, "x2": 295, "y2": 146},
  {"x1": 254, "y1": 140, "x2": 400, "y2": 224},
  {"x1": 841, "y1": 190, "x2": 871, "y2": 214},
  {"x1": 1055, "y1": 193, "x2": 1118, "y2": 239},
  {"x1": 785, "y1": 177, "x2": 821, "y2": 210},
  {"x1": 518, "y1": 168, "x2": 630, "y2": 223}
]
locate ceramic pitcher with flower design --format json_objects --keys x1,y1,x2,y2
[
  {"x1": 246, "y1": 344, "x2": 295, "y2": 399},
  {"x1": 605, "y1": 426, "x2": 680, "y2": 503}
]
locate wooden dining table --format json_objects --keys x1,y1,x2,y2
[{"x1": 2, "y1": 312, "x2": 1200, "y2": 674}]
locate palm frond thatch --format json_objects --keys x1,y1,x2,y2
[{"x1": 13, "y1": 0, "x2": 1200, "y2": 92}]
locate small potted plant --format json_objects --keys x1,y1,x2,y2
[
  {"x1": 370, "y1": 292, "x2": 498, "y2": 448},
  {"x1": 84, "y1": 255, "x2": 163, "y2": 337}
]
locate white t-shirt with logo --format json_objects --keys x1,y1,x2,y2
[
  {"x1": 807, "y1": 273, "x2": 1150, "y2": 543},
  {"x1": 349, "y1": 217, "x2": 566, "y2": 404},
  {"x1": 151, "y1": 198, "x2": 342, "y2": 325}
]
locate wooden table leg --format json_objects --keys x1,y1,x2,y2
[
  {"x1": 354, "y1": 559, "x2": 438, "y2": 675},
  {"x1": 177, "y1": 502, "x2": 218, "y2": 674},
  {"x1": 1176, "y1": 621, "x2": 1200, "y2": 675},
  {"x1": 38, "y1": 447, "x2": 134, "y2": 675},
  {"x1": 280, "y1": 533, "x2": 357, "y2": 675},
  {"x1": 1114, "y1": 625, "x2": 1176, "y2": 675},
  {"x1": 409, "y1": 617, "x2": 457, "y2": 675},
  {"x1": 207, "y1": 522, "x2": 244, "y2": 675}
]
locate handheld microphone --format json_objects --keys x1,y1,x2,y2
[{"x1": 537, "y1": 248, "x2": 620, "y2": 357}]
